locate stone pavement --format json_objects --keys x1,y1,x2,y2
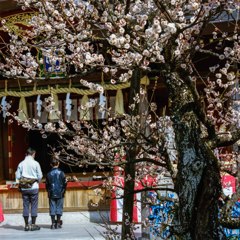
[
  {"x1": 0, "y1": 211, "x2": 109, "y2": 240},
  {"x1": 0, "y1": 211, "x2": 143, "y2": 239}
]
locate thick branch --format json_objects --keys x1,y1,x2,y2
[
  {"x1": 134, "y1": 157, "x2": 166, "y2": 167},
  {"x1": 207, "y1": 128, "x2": 240, "y2": 149},
  {"x1": 133, "y1": 187, "x2": 175, "y2": 194},
  {"x1": 179, "y1": 73, "x2": 217, "y2": 139},
  {"x1": 153, "y1": 0, "x2": 174, "y2": 23}
]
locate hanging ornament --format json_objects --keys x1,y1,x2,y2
[
  {"x1": 79, "y1": 95, "x2": 90, "y2": 120},
  {"x1": 65, "y1": 93, "x2": 72, "y2": 120},
  {"x1": 99, "y1": 92, "x2": 106, "y2": 119},
  {"x1": 48, "y1": 94, "x2": 60, "y2": 121},
  {"x1": 1, "y1": 96, "x2": 7, "y2": 121},
  {"x1": 115, "y1": 89, "x2": 124, "y2": 115},
  {"x1": 18, "y1": 97, "x2": 29, "y2": 121},
  {"x1": 36, "y1": 95, "x2": 42, "y2": 117}
]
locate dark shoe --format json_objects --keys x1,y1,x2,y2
[
  {"x1": 55, "y1": 219, "x2": 63, "y2": 225},
  {"x1": 55, "y1": 222, "x2": 62, "y2": 229},
  {"x1": 56, "y1": 224, "x2": 62, "y2": 229},
  {"x1": 31, "y1": 224, "x2": 40, "y2": 231},
  {"x1": 24, "y1": 225, "x2": 30, "y2": 231},
  {"x1": 54, "y1": 220, "x2": 62, "y2": 228},
  {"x1": 50, "y1": 224, "x2": 55, "y2": 229}
]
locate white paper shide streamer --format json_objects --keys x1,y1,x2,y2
[
  {"x1": 99, "y1": 92, "x2": 106, "y2": 119},
  {"x1": 36, "y1": 95, "x2": 42, "y2": 117},
  {"x1": 65, "y1": 93, "x2": 72, "y2": 120},
  {"x1": 1, "y1": 96, "x2": 7, "y2": 121}
]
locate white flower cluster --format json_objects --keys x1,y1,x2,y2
[{"x1": 1, "y1": 0, "x2": 238, "y2": 85}]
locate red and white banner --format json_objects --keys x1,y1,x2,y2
[
  {"x1": 110, "y1": 174, "x2": 141, "y2": 223},
  {"x1": 222, "y1": 174, "x2": 236, "y2": 197},
  {"x1": 110, "y1": 154, "x2": 166, "y2": 224}
]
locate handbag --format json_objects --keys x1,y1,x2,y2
[{"x1": 18, "y1": 177, "x2": 37, "y2": 189}]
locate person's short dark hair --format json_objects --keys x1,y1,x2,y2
[
  {"x1": 51, "y1": 158, "x2": 59, "y2": 167},
  {"x1": 26, "y1": 147, "x2": 36, "y2": 156}
]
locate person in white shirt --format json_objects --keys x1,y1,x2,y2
[{"x1": 16, "y1": 147, "x2": 43, "y2": 231}]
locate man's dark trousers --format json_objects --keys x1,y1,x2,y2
[
  {"x1": 49, "y1": 198, "x2": 64, "y2": 216},
  {"x1": 21, "y1": 189, "x2": 39, "y2": 217}
]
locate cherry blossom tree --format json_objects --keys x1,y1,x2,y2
[{"x1": 0, "y1": 0, "x2": 240, "y2": 239}]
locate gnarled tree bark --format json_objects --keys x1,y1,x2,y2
[{"x1": 165, "y1": 72, "x2": 226, "y2": 239}]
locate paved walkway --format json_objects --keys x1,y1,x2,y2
[
  {"x1": 0, "y1": 211, "x2": 143, "y2": 239},
  {"x1": 0, "y1": 211, "x2": 109, "y2": 240}
]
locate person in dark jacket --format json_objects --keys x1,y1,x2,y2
[{"x1": 46, "y1": 158, "x2": 67, "y2": 229}]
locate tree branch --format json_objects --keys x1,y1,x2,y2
[
  {"x1": 208, "y1": 128, "x2": 240, "y2": 149},
  {"x1": 179, "y1": 73, "x2": 217, "y2": 139},
  {"x1": 153, "y1": 0, "x2": 174, "y2": 23}
]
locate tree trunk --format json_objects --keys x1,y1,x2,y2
[
  {"x1": 174, "y1": 116, "x2": 224, "y2": 239},
  {"x1": 165, "y1": 72, "x2": 225, "y2": 239},
  {"x1": 121, "y1": 156, "x2": 137, "y2": 239},
  {"x1": 121, "y1": 69, "x2": 141, "y2": 240}
]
